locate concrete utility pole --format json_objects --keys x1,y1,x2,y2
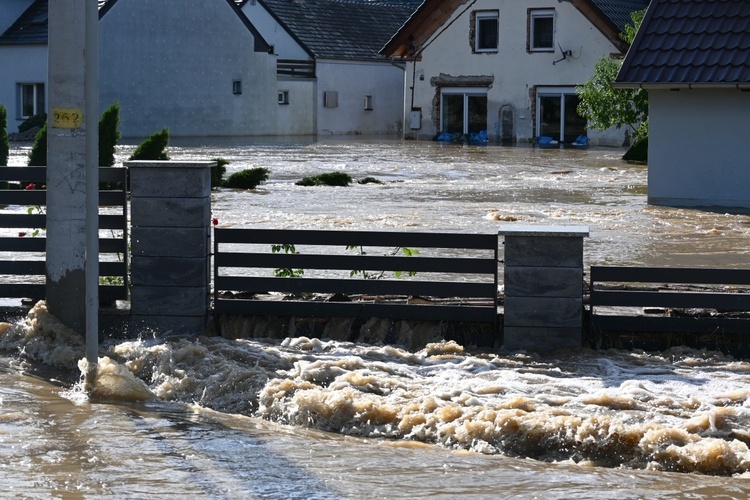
[{"x1": 47, "y1": 0, "x2": 99, "y2": 383}]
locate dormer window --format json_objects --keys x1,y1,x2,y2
[
  {"x1": 474, "y1": 11, "x2": 499, "y2": 52},
  {"x1": 529, "y1": 9, "x2": 555, "y2": 51}
]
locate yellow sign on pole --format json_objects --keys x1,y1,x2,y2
[{"x1": 51, "y1": 107, "x2": 83, "y2": 129}]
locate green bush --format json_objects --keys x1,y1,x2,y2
[
  {"x1": 19, "y1": 113, "x2": 46, "y2": 134},
  {"x1": 27, "y1": 123, "x2": 47, "y2": 166},
  {"x1": 623, "y1": 136, "x2": 648, "y2": 163},
  {"x1": 0, "y1": 104, "x2": 8, "y2": 166},
  {"x1": 358, "y1": 176, "x2": 382, "y2": 185},
  {"x1": 99, "y1": 102, "x2": 121, "y2": 167},
  {"x1": 224, "y1": 167, "x2": 270, "y2": 189},
  {"x1": 296, "y1": 171, "x2": 353, "y2": 187},
  {"x1": 129, "y1": 128, "x2": 169, "y2": 161},
  {"x1": 211, "y1": 157, "x2": 229, "y2": 188}
]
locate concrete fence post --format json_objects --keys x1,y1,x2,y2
[
  {"x1": 498, "y1": 225, "x2": 589, "y2": 351},
  {"x1": 126, "y1": 160, "x2": 215, "y2": 336}
]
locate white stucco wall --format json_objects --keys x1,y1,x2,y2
[
  {"x1": 275, "y1": 77, "x2": 315, "y2": 135},
  {"x1": 648, "y1": 88, "x2": 750, "y2": 208},
  {"x1": 0, "y1": 44, "x2": 47, "y2": 133},
  {"x1": 316, "y1": 59, "x2": 404, "y2": 136},
  {"x1": 99, "y1": 0, "x2": 278, "y2": 138},
  {"x1": 403, "y1": 0, "x2": 626, "y2": 145}
]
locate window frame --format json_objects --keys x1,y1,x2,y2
[
  {"x1": 278, "y1": 90, "x2": 289, "y2": 105},
  {"x1": 529, "y1": 9, "x2": 555, "y2": 52},
  {"x1": 474, "y1": 10, "x2": 499, "y2": 53},
  {"x1": 18, "y1": 82, "x2": 45, "y2": 119}
]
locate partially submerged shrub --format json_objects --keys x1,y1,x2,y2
[
  {"x1": 27, "y1": 123, "x2": 47, "y2": 166},
  {"x1": 129, "y1": 128, "x2": 169, "y2": 161},
  {"x1": 211, "y1": 157, "x2": 229, "y2": 188},
  {"x1": 358, "y1": 176, "x2": 382, "y2": 185},
  {"x1": 224, "y1": 167, "x2": 270, "y2": 189},
  {"x1": 296, "y1": 171, "x2": 352, "y2": 187},
  {"x1": 99, "y1": 102, "x2": 121, "y2": 167}
]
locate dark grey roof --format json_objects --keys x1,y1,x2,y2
[
  {"x1": 590, "y1": 0, "x2": 650, "y2": 32},
  {"x1": 0, "y1": 0, "x2": 48, "y2": 45},
  {"x1": 616, "y1": 0, "x2": 750, "y2": 86},
  {"x1": 258, "y1": 0, "x2": 419, "y2": 60}
]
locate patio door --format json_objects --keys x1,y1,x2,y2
[
  {"x1": 536, "y1": 88, "x2": 586, "y2": 143},
  {"x1": 441, "y1": 88, "x2": 488, "y2": 136}
]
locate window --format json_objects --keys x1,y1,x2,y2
[
  {"x1": 440, "y1": 88, "x2": 488, "y2": 136},
  {"x1": 474, "y1": 11, "x2": 499, "y2": 52},
  {"x1": 529, "y1": 9, "x2": 554, "y2": 51},
  {"x1": 278, "y1": 90, "x2": 289, "y2": 105},
  {"x1": 232, "y1": 80, "x2": 242, "y2": 95},
  {"x1": 18, "y1": 83, "x2": 45, "y2": 119},
  {"x1": 363, "y1": 95, "x2": 373, "y2": 110},
  {"x1": 323, "y1": 91, "x2": 338, "y2": 108},
  {"x1": 536, "y1": 87, "x2": 587, "y2": 143}
]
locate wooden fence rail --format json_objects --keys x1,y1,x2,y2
[
  {"x1": 590, "y1": 266, "x2": 750, "y2": 337},
  {"x1": 0, "y1": 166, "x2": 129, "y2": 303},
  {"x1": 214, "y1": 228, "x2": 499, "y2": 328}
]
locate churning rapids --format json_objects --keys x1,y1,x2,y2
[{"x1": 3, "y1": 138, "x2": 750, "y2": 497}]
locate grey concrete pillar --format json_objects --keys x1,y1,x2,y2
[
  {"x1": 499, "y1": 225, "x2": 589, "y2": 351},
  {"x1": 46, "y1": 0, "x2": 98, "y2": 336},
  {"x1": 127, "y1": 161, "x2": 214, "y2": 336}
]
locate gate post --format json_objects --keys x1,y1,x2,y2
[
  {"x1": 499, "y1": 225, "x2": 589, "y2": 351},
  {"x1": 126, "y1": 160, "x2": 214, "y2": 337}
]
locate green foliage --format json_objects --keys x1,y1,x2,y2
[
  {"x1": 98, "y1": 103, "x2": 121, "y2": 167},
  {"x1": 224, "y1": 167, "x2": 270, "y2": 189},
  {"x1": 347, "y1": 245, "x2": 419, "y2": 280},
  {"x1": 0, "y1": 104, "x2": 8, "y2": 166},
  {"x1": 296, "y1": 171, "x2": 353, "y2": 187},
  {"x1": 623, "y1": 135, "x2": 648, "y2": 163},
  {"x1": 358, "y1": 176, "x2": 383, "y2": 185},
  {"x1": 27, "y1": 123, "x2": 47, "y2": 166},
  {"x1": 129, "y1": 128, "x2": 170, "y2": 161},
  {"x1": 19, "y1": 113, "x2": 46, "y2": 134},
  {"x1": 211, "y1": 157, "x2": 229, "y2": 188},
  {"x1": 576, "y1": 9, "x2": 649, "y2": 144},
  {"x1": 271, "y1": 243, "x2": 304, "y2": 278}
]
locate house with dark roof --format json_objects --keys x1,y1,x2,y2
[
  {"x1": 241, "y1": 0, "x2": 420, "y2": 135},
  {"x1": 381, "y1": 0, "x2": 649, "y2": 145},
  {"x1": 0, "y1": 0, "x2": 48, "y2": 134},
  {"x1": 614, "y1": 0, "x2": 750, "y2": 208}
]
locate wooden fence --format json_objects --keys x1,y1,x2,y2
[
  {"x1": 589, "y1": 266, "x2": 750, "y2": 339},
  {"x1": 0, "y1": 166, "x2": 129, "y2": 303},
  {"x1": 214, "y1": 228, "x2": 499, "y2": 329}
]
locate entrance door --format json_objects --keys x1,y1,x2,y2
[
  {"x1": 536, "y1": 88, "x2": 586, "y2": 143},
  {"x1": 441, "y1": 88, "x2": 488, "y2": 136}
]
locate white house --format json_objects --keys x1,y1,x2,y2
[
  {"x1": 0, "y1": 0, "x2": 48, "y2": 135},
  {"x1": 99, "y1": 0, "x2": 279, "y2": 138},
  {"x1": 242, "y1": 0, "x2": 419, "y2": 136},
  {"x1": 615, "y1": 0, "x2": 750, "y2": 208},
  {"x1": 381, "y1": 0, "x2": 649, "y2": 146}
]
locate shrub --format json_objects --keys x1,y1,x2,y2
[
  {"x1": 129, "y1": 128, "x2": 169, "y2": 161},
  {"x1": 358, "y1": 176, "x2": 382, "y2": 185},
  {"x1": 224, "y1": 167, "x2": 270, "y2": 189},
  {"x1": 19, "y1": 113, "x2": 46, "y2": 134},
  {"x1": 27, "y1": 123, "x2": 47, "y2": 166},
  {"x1": 99, "y1": 102, "x2": 121, "y2": 167},
  {"x1": 623, "y1": 136, "x2": 647, "y2": 163},
  {"x1": 296, "y1": 171, "x2": 352, "y2": 187},
  {"x1": 0, "y1": 104, "x2": 8, "y2": 166},
  {"x1": 211, "y1": 157, "x2": 229, "y2": 188}
]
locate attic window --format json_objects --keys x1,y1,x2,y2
[
  {"x1": 232, "y1": 80, "x2": 242, "y2": 95},
  {"x1": 529, "y1": 9, "x2": 555, "y2": 51},
  {"x1": 474, "y1": 11, "x2": 499, "y2": 52}
]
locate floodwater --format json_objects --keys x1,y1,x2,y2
[{"x1": 3, "y1": 137, "x2": 750, "y2": 498}]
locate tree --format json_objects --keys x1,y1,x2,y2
[
  {"x1": 577, "y1": 9, "x2": 648, "y2": 146},
  {"x1": 99, "y1": 102, "x2": 121, "y2": 167},
  {"x1": 0, "y1": 104, "x2": 8, "y2": 166}
]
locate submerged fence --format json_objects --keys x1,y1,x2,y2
[{"x1": 0, "y1": 166, "x2": 129, "y2": 304}]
